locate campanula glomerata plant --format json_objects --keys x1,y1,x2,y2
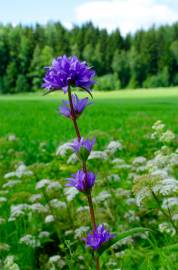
[{"x1": 43, "y1": 55, "x2": 147, "y2": 269}]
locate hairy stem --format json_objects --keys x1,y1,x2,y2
[{"x1": 67, "y1": 88, "x2": 100, "y2": 270}]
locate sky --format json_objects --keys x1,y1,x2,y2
[{"x1": 0, "y1": 0, "x2": 178, "y2": 35}]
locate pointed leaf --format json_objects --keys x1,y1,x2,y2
[{"x1": 97, "y1": 227, "x2": 150, "y2": 256}]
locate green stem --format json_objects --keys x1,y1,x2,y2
[{"x1": 151, "y1": 190, "x2": 177, "y2": 233}]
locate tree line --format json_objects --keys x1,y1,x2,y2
[{"x1": 0, "y1": 21, "x2": 178, "y2": 93}]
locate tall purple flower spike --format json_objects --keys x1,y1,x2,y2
[
  {"x1": 66, "y1": 170, "x2": 96, "y2": 192},
  {"x1": 59, "y1": 94, "x2": 90, "y2": 119},
  {"x1": 83, "y1": 225, "x2": 115, "y2": 250},
  {"x1": 42, "y1": 55, "x2": 96, "y2": 94}
]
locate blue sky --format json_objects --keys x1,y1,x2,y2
[{"x1": 0, "y1": 0, "x2": 178, "y2": 35}]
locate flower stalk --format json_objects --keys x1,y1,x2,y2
[
  {"x1": 43, "y1": 55, "x2": 114, "y2": 270},
  {"x1": 68, "y1": 87, "x2": 99, "y2": 269}
]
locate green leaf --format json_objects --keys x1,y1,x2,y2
[{"x1": 97, "y1": 227, "x2": 150, "y2": 256}]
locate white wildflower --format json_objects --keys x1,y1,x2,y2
[
  {"x1": 114, "y1": 164, "x2": 131, "y2": 170},
  {"x1": 153, "y1": 178, "x2": 178, "y2": 196},
  {"x1": 48, "y1": 255, "x2": 65, "y2": 268},
  {"x1": 38, "y1": 231, "x2": 50, "y2": 239},
  {"x1": 107, "y1": 174, "x2": 120, "y2": 182},
  {"x1": 67, "y1": 153, "x2": 78, "y2": 164},
  {"x1": 2, "y1": 180, "x2": 21, "y2": 188},
  {"x1": 116, "y1": 188, "x2": 131, "y2": 198},
  {"x1": 4, "y1": 163, "x2": 33, "y2": 179},
  {"x1": 9, "y1": 204, "x2": 29, "y2": 221},
  {"x1": 56, "y1": 142, "x2": 72, "y2": 156},
  {"x1": 88, "y1": 150, "x2": 108, "y2": 160},
  {"x1": 29, "y1": 194, "x2": 42, "y2": 203},
  {"x1": 64, "y1": 187, "x2": 78, "y2": 201},
  {"x1": 0, "y1": 197, "x2": 7, "y2": 203},
  {"x1": 94, "y1": 191, "x2": 111, "y2": 203},
  {"x1": 169, "y1": 153, "x2": 178, "y2": 166},
  {"x1": 132, "y1": 156, "x2": 147, "y2": 165},
  {"x1": 45, "y1": 215, "x2": 55, "y2": 224},
  {"x1": 20, "y1": 234, "x2": 41, "y2": 248},
  {"x1": 49, "y1": 199, "x2": 66, "y2": 209},
  {"x1": 135, "y1": 165, "x2": 147, "y2": 173},
  {"x1": 150, "y1": 169, "x2": 168, "y2": 179},
  {"x1": 159, "y1": 222, "x2": 176, "y2": 236},
  {"x1": 30, "y1": 203, "x2": 48, "y2": 213},
  {"x1": 136, "y1": 187, "x2": 151, "y2": 207},
  {"x1": 77, "y1": 206, "x2": 89, "y2": 213},
  {"x1": 111, "y1": 158, "x2": 126, "y2": 165},
  {"x1": 126, "y1": 198, "x2": 136, "y2": 205},
  {"x1": 74, "y1": 226, "x2": 89, "y2": 239},
  {"x1": 124, "y1": 210, "x2": 140, "y2": 223},
  {"x1": 4, "y1": 172, "x2": 16, "y2": 179},
  {"x1": 115, "y1": 251, "x2": 125, "y2": 258},
  {"x1": 46, "y1": 181, "x2": 62, "y2": 192},
  {"x1": 152, "y1": 120, "x2": 165, "y2": 131},
  {"x1": 160, "y1": 130, "x2": 175, "y2": 143},
  {"x1": 15, "y1": 163, "x2": 33, "y2": 178},
  {"x1": 7, "y1": 134, "x2": 17, "y2": 141},
  {"x1": 172, "y1": 214, "x2": 178, "y2": 221},
  {"x1": 4, "y1": 255, "x2": 20, "y2": 270},
  {"x1": 162, "y1": 197, "x2": 178, "y2": 209},
  {"x1": 113, "y1": 236, "x2": 133, "y2": 248},
  {"x1": 36, "y1": 179, "x2": 50, "y2": 190},
  {"x1": 106, "y1": 140, "x2": 123, "y2": 154},
  {"x1": 49, "y1": 255, "x2": 61, "y2": 263}
]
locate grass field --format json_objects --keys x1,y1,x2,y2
[
  {"x1": 0, "y1": 88, "x2": 178, "y2": 270},
  {"x1": 0, "y1": 88, "x2": 178, "y2": 163}
]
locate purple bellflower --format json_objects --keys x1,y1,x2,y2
[
  {"x1": 83, "y1": 224, "x2": 115, "y2": 250},
  {"x1": 59, "y1": 94, "x2": 90, "y2": 119},
  {"x1": 42, "y1": 55, "x2": 95, "y2": 94},
  {"x1": 71, "y1": 137, "x2": 96, "y2": 161},
  {"x1": 66, "y1": 170, "x2": 96, "y2": 192}
]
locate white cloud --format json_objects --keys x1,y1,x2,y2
[{"x1": 75, "y1": 0, "x2": 178, "y2": 35}]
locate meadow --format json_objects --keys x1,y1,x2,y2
[
  {"x1": 0, "y1": 88, "x2": 178, "y2": 163},
  {"x1": 0, "y1": 88, "x2": 178, "y2": 270}
]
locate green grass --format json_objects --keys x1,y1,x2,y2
[
  {"x1": 0, "y1": 87, "x2": 178, "y2": 270},
  {"x1": 0, "y1": 87, "x2": 178, "y2": 163}
]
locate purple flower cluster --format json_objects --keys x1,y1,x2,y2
[
  {"x1": 71, "y1": 137, "x2": 95, "y2": 160},
  {"x1": 66, "y1": 170, "x2": 96, "y2": 192},
  {"x1": 42, "y1": 55, "x2": 95, "y2": 94},
  {"x1": 83, "y1": 225, "x2": 114, "y2": 250},
  {"x1": 43, "y1": 55, "x2": 115, "y2": 264},
  {"x1": 59, "y1": 94, "x2": 90, "y2": 119}
]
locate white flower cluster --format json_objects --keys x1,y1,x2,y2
[
  {"x1": 48, "y1": 254, "x2": 65, "y2": 269},
  {"x1": 150, "y1": 120, "x2": 176, "y2": 144},
  {"x1": 94, "y1": 191, "x2": 111, "y2": 203},
  {"x1": 74, "y1": 226, "x2": 89, "y2": 239},
  {"x1": 56, "y1": 142, "x2": 72, "y2": 156},
  {"x1": 105, "y1": 140, "x2": 123, "y2": 155},
  {"x1": 64, "y1": 187, "x2": 78, "y2": 201},
  {"x1": 4, "y1": 162, "x2": 33, "y2": 179},
  {"x1": 19, "y1": 234, "x2": 41, "y2": 248},
  {"x1": 3, "y1": 255, "x2": 20, "y2": 270},
  {"x1": 159, "y1": 222, "x2": 176, "y2": 236},
  {"x1": 9, "y1": 204, "x2": 29, "y2": 221}
]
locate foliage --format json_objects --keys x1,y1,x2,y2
[
  {"x1": 0, "y1": 23, "x2": 178, "y2": 93},
  {"x1": 94, "y1": 74, "x2": 120, "y2": 91}
]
